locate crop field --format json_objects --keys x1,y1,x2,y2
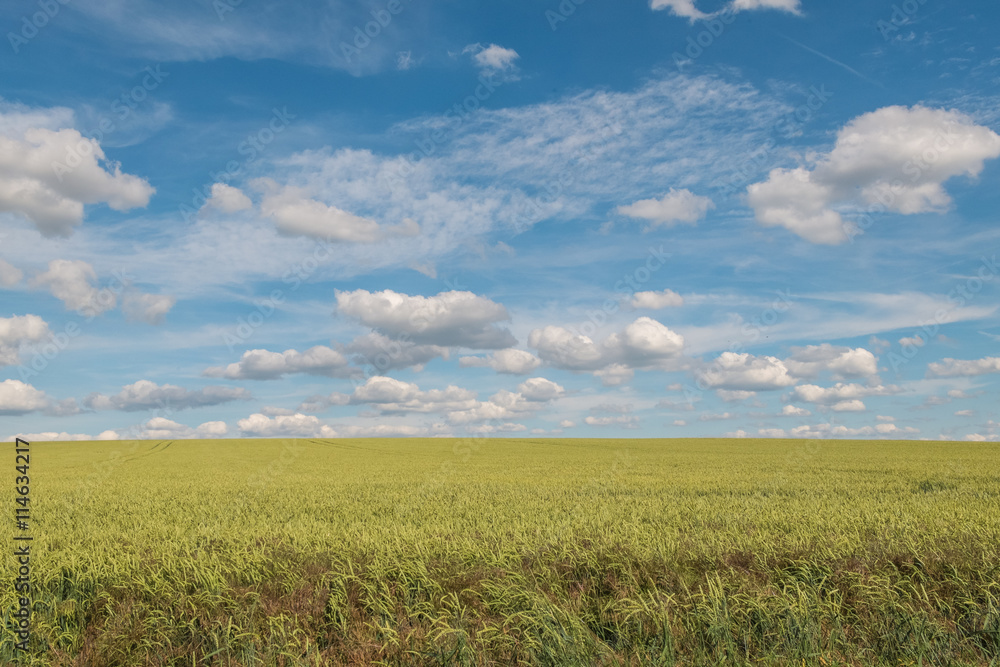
[{"x1": 1, "y1": 437, "x2": 998, "y2": 666}]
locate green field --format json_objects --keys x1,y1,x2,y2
[{"x1": 2, "y1": 437, "x2": 998, "y2": 666}]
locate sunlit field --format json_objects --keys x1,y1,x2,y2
[{"x1": 3, "y1": 437, "x2": 999, "y2": 665}]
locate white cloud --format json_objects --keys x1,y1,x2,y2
[
  {"x1": 649, "y1": 0, "x2": 709, "y2": 19},
  {"x1": 876, "y1": 415, "x2": 895, "y2": 422},
  {"x1": 445, "y1": 379, "x2": 563, "y2": 425},
  {"x1": 259, "y1": 183, "x2": 386, "y2": 242},
  {"x1": 594, "y1": 364, "x2": 635, "y2": 387},
  {"x1": 5, "y1": 430, "x2": 119, "y2": 442},
  {"x1": 955, "y1": 409, "x2": 974, "y2": 417},
  {"x1": 560, "y1": 419, "x2": 576, "y2": 428},
  {"x1": 139, "y1": 417, "x2": 228, "y2": 439},
  {"x1": 781, "y1": 405, "x2": 811, "y2": 416},
  {"x1": 673, "y1": 419, "x2": 687, "y2": 426},
  {"x1": 584, "y1": 415, "x2": 639, "y2": 428},
  {"x1": 831, "y1": 399, "x2": 866, "y2": 412},
  {"x1": 336, "y1": 289, "x2": 516, "y2": 349},
  {"x1": 0, "y1": 379, "x2": 49, "y2": 415},
  {"x1": 697, "y1": 352, "x2": 796, "y2": 391},
  {"x1": 121, "y1": 292, "x2": 176, "y2": 325},
  {"x1": 790, "y1": 382, "x2": 902, "y2": 405},
  {"x1": 529, "y1": 317, "x2": 684, "y2": 375},
  {"x1": 350, "y1": 376, "x2": 478, "y2": 414},
  {"x1": 238, "y1": 412, "x2": 334, "y2": 438},
  {"x1": 788, "y1": 422, "x2": 919, "y2": 438},
  {"x1": 617, "y1": 189, "x2": 714, "y2": 229},
  {"x1": 927, "y1": 357, "x2": 1000, "y2": 377},
  {"x1": 651, "y1": 0, "x2": 800, "y2": 19},
  {"x1": 464, "y1": 43, "x2": 520, "y2": 78},
  {"x1": 699, "y1": 412, "x2": 734, "y2": 421},
  {"x1": 85, "y1": 380, "x2": 251, "y2": 411},
  {"x1": 197, "y1": 421, "x2": 229, "y2": 436},
  {"x1": 0, "y1": 104, "x2": 154, "y2": 236},
  {"x1": 783, "y1": 344, "x2": 878, "y2": 379},
  {"x1": 747, "y1": 106, "x2": 1000, "y2": 244},
  {"x1": 717, "y1": 389, "x2": 756, "y2": 402},
  {"x1": 201, "y1": 183, "x2": 252, "y2": 213},
  {"x1": 0, "y1": 259, "x2": 23, "y2": 286},
  {"x1": 459, "y1": 348, "x2": 541, "y2": 374},
  {"x1": 517, "y1": 377, "x2": 565, "y2": 402},
  {"x1": 899, "y1": 336, "x2": 926, "y2": 348},
  {"x1": 631, "y1": 289, "x2": 684, "y2": 309},
  {"x1": 343, "y1": 332, "x2": 449, "y2": 371},
  {"x1": 32, "y1": 260, "x2": 119, "y2": 315},
  {"x1": 0, "y1": 314, "x2": 50, "y2": 366},
  {"x1": 204, "y1": 347, "x2": 357, "y2": 380}
]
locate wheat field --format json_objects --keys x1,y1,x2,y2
[{"x1": 2, "y1": 437, "x2": 998, "y2": 665}]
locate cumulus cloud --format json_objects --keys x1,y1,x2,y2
[
  {"x1": 783, "y1": 344, "x2": 878, "y2": 379},
  {"x1": 747, "y1": 106, "x2": 1000, "y2": 244},
  {"x1": 0, "y1": 314, "x2": 50, "y2": 366},
  {"x1": 445, "y1": 377, "x2": 564, "y2": 425},
  {"x1": 529, "y1": 317, "x2": 684, "y2": 377},
  {"x1": 351, "y1": 376, "x2": 478, "y2": 414},
  {"x1": 631, "y1": 289, "x2": 684, "y2": 309},
  {"x1": 697, "y1": 352, "x2": 796, "y2": 391},
  {"x1": 138, "y1": 417, "x2": 230, "y2": 439},
  {"x1": 236, "y1": 412, "x2": 443, "y2": 438},
  {"x1": 464, "y1": 43, "x2": 520, "y2": 78},
  {"x1": 258, "y1": 182, "x2": 391, "y2": 242},
  {"x1": 831, "y1": 399, "x2": 866, "y2": 412},
  {"x1": 594, "y1": 364, "x2": 635, "y2": 387},
  {"x1": 201, "y1": 182, "x2": 253, "y2": 214},
  {"x1": 32, "y1": 260, "x2": 119, "y2": 315},
  {"x1": 717, "y1": 389, "x2": 756, "y2": 402},
  {"x1": 122, "y1": 292, "x2": 176, "y2": 325},
  {"x1": 0, "y1": 379, "x2": 49, "y2": 415},
  {"x1": 336, "y1": 289, "x2": 516, "y2": 349},
  {"x1": 5, "y1": 430, "x2": 119, "y2": 442},
  {"x1": 783, "y1": 422, "x2": 919, "y2": 438},
  {"x1": 781, "y1": 405, "x2": 811, "y2": 417},
  {"x1": 0, "y1": 259, "x2": 23, "y2": 287},
  {"x1": 617, "y1": 189, "x2": 713, "y2": 229},
  {"x1": 584, "y1": 415, "x2": 639, "y2": 428},
  {"x1": 85, "y1": 380, "x2": 251, "y2": 411},
  {"x1": 517, "y1": 377, "x2": 565, "y2": 402},
  {"x1": 927, "y1": 357, "x2": 1000, "y2": 377},
  {"x1": 343, "y1": 332, "x2": 449, "y2": 372},
  {"x1": 650, "y1": 0, "x2": 800, "y2": 20},
  {"x1": 899, "y1": 336, "x2": 926, "y2": 348},
  {"x1": 459, "y1": 348, "x2": 541, "y2": 374},
  {"x1": 789, "y1": 382, "x2": 902, "y2": 405},
  {"x1": 0, "y1": 108, "x2": 154, "y2": 236},
  {"x1": 204, "y1": 346, "x2": 357, "y2": 380}
]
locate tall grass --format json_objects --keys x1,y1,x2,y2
[{"x1": 2, "y1": 438, "x2": 998, "y2": 665}]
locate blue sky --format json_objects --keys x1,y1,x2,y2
[{"x1": 1, "y1": 0, "x2": 998, "y2": 442}]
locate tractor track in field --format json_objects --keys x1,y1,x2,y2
[{"x1": 306, "y1": 439, "x2": 378, "y2": 452}]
